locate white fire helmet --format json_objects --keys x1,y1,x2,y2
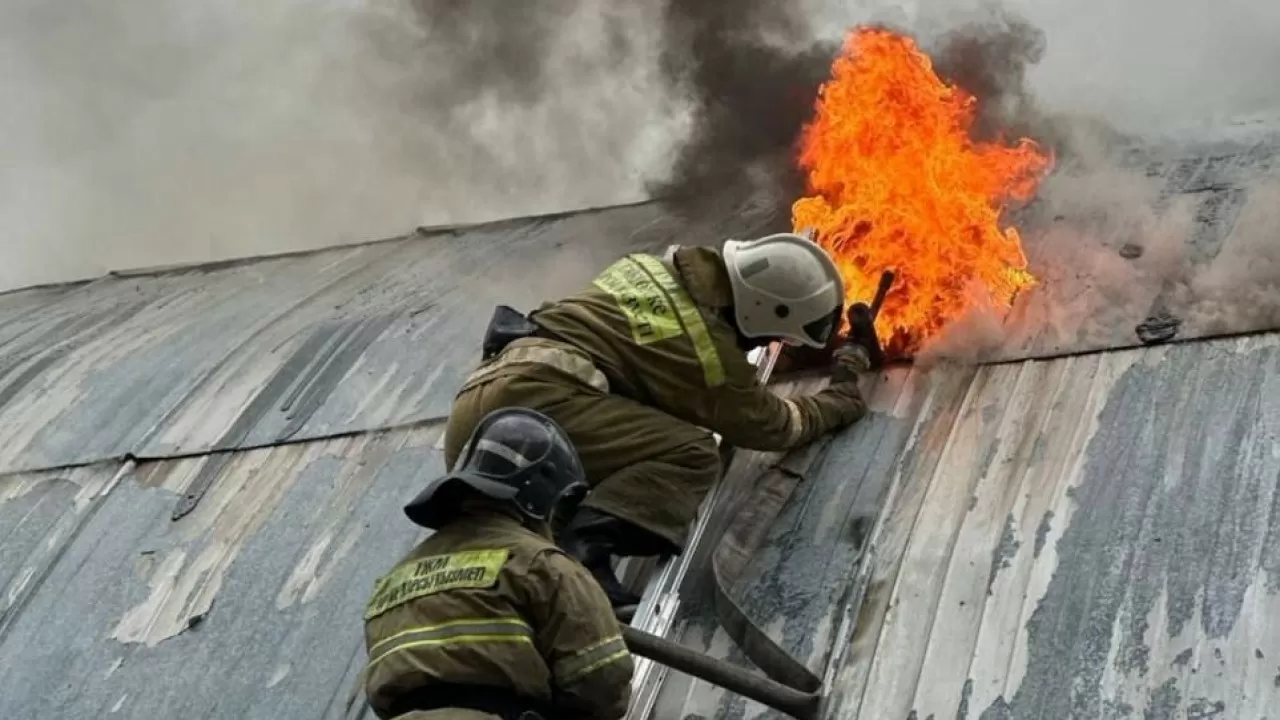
[{"x1": 722, "y1": 232, "x2": 845, "y2": 348}]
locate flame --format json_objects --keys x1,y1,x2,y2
[{"x1": 792, "y1": 27, "x2": 1054, "y2": 358}]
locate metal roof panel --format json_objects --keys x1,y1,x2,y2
[
  {"x1": 0, "y1": 426, "x2": 443, "y2": 720},
  {"x1": 646, "y1": 331, "x2": 1280, "y2": 719}
]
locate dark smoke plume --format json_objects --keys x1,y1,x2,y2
[
  {"x1": 926, "y1": 9, "x2": 1136, "y2": 165},
  {"x1": 0, "y1": 0, "x2": 677, "y2": 292},
  {"x1": 407, "y1": 0, "x2": 841, "y2": 215},
  {"x1": 392, "y1": 1, "x2": 1065, "y2": 219},
  {"x1": 646, "y1": 1, "x2": 838, "y2": 211},
  {"x1": 929, "y1": 9, "x2": 1047, "y2": 142},
  {"x1": 644, "y1": 3, "x2": 1066, "y2": 215}
]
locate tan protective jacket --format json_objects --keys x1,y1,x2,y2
[
  {"x1": 362, "y1": 512, "x2": 634, "y2": 719},
  {"x1": 529, "y1": 246, "x2": 866, "y2": 451}
]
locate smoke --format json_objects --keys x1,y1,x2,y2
[
  {"x1": 5, "y1": 0, "x2": 1280, "y2": 363},
  {"x1": 929, "y1": 9, "x2": 1048, "y2": 142},
  {"x1": 0, "y1": 0, "x2": 684, "y2": 292},
  {"x1": 644, "y1": 2, "x2": 837, "y2": 210},
  {"x1": 834, "y1": 2, "x2": 1280, "y2": 365},
  {"x1": 401, "y1": 0, "x2": 591, "y2": 109},
  {"x1": 1174, "y1": 180, "x2": 1280, "y2": 336},
  {"x1": 980, "y1": 131, "x2": 1201, "y2": 361}
]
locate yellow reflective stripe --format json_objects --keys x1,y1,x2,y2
[
  {"x1": 470, "y1": 342, "x2": 609, "y2": 393},
  {"x1": 367, "y1": 617, "x2": 534, "y2": 669},
  {"x1": 593, "y1": 257, "x2": 684, "y2": 344},
  {"x1": 782, "y1": 398, "x2": 804, "y2": 445},
  {"x1": 572, "y1": 646, "x2": 630, "y2": 682},
  {"x1": 553, "y1": 635, "x2": 630, "y2": 685},
  {"x1": 364, "y1": 549, "x2": 510, "y2": 621},
  {"x1": 628, "y1": 254, "x2": 726, "y2": 388},
  {"x1": 368, "y1": 617, "x2": 531, "y2": 656}
]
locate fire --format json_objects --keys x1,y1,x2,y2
[{"x1": 792, "y1": 27, "x2": 1054, "y2": 358}]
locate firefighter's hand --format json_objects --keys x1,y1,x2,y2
[
  {"x1": 844, "y1": 302, "x2": 885, "y2": 369},
  {"x1": 832, "y1": 344, "x2": 871, "y2": 384},
  {"x1": 818, "y1": 370, "x2": 868, "y2": 429}
]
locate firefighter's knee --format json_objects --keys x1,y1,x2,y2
[{"x1": 669, "y1": 433, "x2": 722, "y2": 480}]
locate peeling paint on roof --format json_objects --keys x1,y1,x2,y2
[
  {"x1": 1, "y1": 462, "x2": 128, "y2": 637},
  {"x1": 648, "y1": 331, "x2": 1280, "y2": 720},
  {"x1": 0, "y1": 425, "x2": 443, "y2": 719}
]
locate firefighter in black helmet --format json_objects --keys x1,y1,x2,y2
[{"x1": 361, "y1": 407, "x2": 635, "y2": 720}]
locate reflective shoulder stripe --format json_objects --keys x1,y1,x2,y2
[
  {"x1": 552, "y1": 634, "x2": 630, "y2": 686},
  {"x1": 467, "y1": 342, "x2": 609, "y2": 393},
  {"x1": 364, "y1": 549, "x2": 510, "y2": 621},
  {"x1": 592, "y1": 256, "x2": 684, "y2": 345},
  {"x1": 366, "y1": 617, "x2": 534, "y2": 669},
  {"x1": 626, "y1": 254, "x2": 726, "y2": 389},
  {"x1": 782, "y1": 398, "x2": 805, "y2": 446}
]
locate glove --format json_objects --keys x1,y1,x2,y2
[
  {"x1": 814, "y1": 373, "x2": 868, "y2": 429},
  {"x1": 845, "y1": 303, "x2": 885, "y2": 365},
  {"x1": 832, "y1": 344, "x2": 871, "y2": 383}
]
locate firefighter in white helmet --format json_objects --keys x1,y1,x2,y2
[{"x1": 444, "y1": 233, "x2": 873, "y2": 606}]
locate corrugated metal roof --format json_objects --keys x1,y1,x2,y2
[
  {"x1": 0, "y1": 195, "x2": 785, "y2": 477},
  {"x1": 990, "y1": 124, "x2": 1280, "y2": 361},
  {"x1": 0, "y1": 122, "x2": 1277, "y2": 720},
  {"x1": 645, "y1": 331, "x2": 1280, "y2": 720},
  {"x1": 0, "y1": 426, "x2": 441, "y2": 719},
  {"x1": 0, "y1": 125, "x2": 1273, "y2": 477},
  {"x1": 633, "y1": 121, "x2": 1280, "y2": 720}
]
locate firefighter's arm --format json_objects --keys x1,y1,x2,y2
[
  {"x1": 636, "y1": 312, "x2": 868, "y2": 451},
  {"x1": 705, "y1": 355, "x2": 868, "y2": 451},
  {"x1": 529, "y1": 550, "x2": 635, "y2": 720},
  {"x1": 644, "y1": 323, "x2": 865, "y2": 451}
]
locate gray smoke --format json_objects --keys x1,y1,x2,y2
[
  {"x1": 402, "y1": 0, "x2": 592, "y2": 109},
  {"x1": 827, "y1": 2, "x2": 1280, "y2": 365},
  {"x1": 963, "y1": 123, "x2": 1280, "y2": 364},
  {"x1": 1183, "y1": 180, "x2": 1280, "y2": 336},
  {"x1": 645, "y1": 1, "x2": 836, "y2": 211},
  {"x1": 4, "y1": 0, "x2": 1280, "y2": 359},
  {"x1": 0, "y1": 0, "x2": 683, "y2": 292},
  {"x1": 929, "y1": 10, "x2": 1048, "y2": 142}
]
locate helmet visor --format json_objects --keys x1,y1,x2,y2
[{"x1": 803, "y1": 305, "x2": 842, "y2": 347}]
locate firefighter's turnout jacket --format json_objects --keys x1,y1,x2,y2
[
  {"x1": 444, "y1": 246, "x2": 868, "y2": 550},
  {"x1": 362, "y1": 511, "x2": 634, "y2": 719}
]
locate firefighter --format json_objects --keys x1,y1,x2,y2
[
  {"x1": 444, "y1": 232, "x2": 874, "y2": 607},
  {"x1": 362, "y1": 407, "x2": 635, "y2": 720}
]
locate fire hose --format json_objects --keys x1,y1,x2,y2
[
  {"x1": 619, "y1": 625, "x2": 822, "y2": 719},
  {"x1": 618, "y1": 271, "x2": 897, "y2": 720}
]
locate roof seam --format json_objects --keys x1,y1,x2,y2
[
  {"x1": 0, "y1": 198, "x2": 663, "y2": 296},
  {"x1": 983, "y1": 325, "x2": 1280, "y2": 366},
  {"x1": 0, "y1": 413, "x2": 451, "y2": 481},
  {"x1": 128, "y1": 242, "x2": 411, "y2": 456}
]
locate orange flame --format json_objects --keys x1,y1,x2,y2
[{"x1": 792, "y1": 27, "x2": 1054, "y2": 358}]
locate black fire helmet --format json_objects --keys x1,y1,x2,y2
[{"x1": 404, "y1": 407, "x2": 589, "y2": 529}]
